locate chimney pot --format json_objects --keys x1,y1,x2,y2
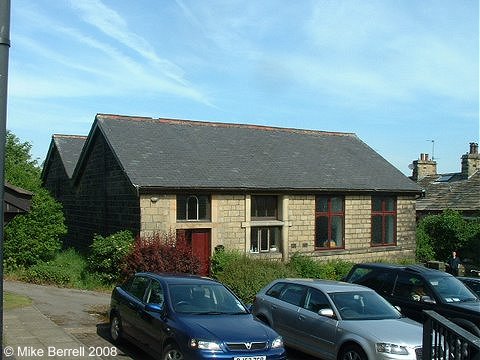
[
  {"x1": 470, "y1": 142, "x2": 478, "y2": 154},
  {"x1": 425, "y1": 154, "x2": 429, "y2": 161}
]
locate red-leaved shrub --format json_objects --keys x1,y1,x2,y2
[{"x1": 120, "y1": 231, "x2": 201, "y2": 280}]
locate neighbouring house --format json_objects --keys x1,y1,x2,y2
[
  {"x1": 411, "y1": 142, "x2": 480, "y2": 219},
  {"x1": 4, "y1": 182, "x2": 33, "y2": 224},
  {"x1": 42, "y1": 114, "x2": 422, "y2": 269},
  {"x1": 41, "y1": 134, "x2": 87, "y2": 247}
]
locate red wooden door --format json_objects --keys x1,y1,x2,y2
[{"x1": 191, "y1": 229, "x2": 211, "y2": 276}]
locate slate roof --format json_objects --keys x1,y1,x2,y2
[
  {"x1": 416, "y1": 171, "x2": 480, "y2": 212},
  {"x1": 44, "y1": 135, "x2": 87, "y2": 179},
  {"x1": 4, "y1": 182, "x2": 33, "y2": 220},
  {"x1": 74, "y1": 114, "x2": 421, "y2": 193}
]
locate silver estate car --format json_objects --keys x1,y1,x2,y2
[{"x1": 251, "y1": 279, "x2": 423, "y2": 360}]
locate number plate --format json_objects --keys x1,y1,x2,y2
[{"x1": 233, "y1": 357, "x2": 266, "y2": 360}]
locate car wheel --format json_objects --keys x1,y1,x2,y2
[
  {"x1": 340, "y1": 344, "x2": 367, "y2": 360},
  {"x1": 163, "y1": 343, "x2": 184, "y2": 360},
  {"x1": 110, "y1": 313, "x2": 123, "y2": 344}
]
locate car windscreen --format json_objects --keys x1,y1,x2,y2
[
  {"x1": 329, "y1": 291, "x2": 401, "y2": 320},
  {"x1": 169, "y1": 283, "x2": 248, "y2": 314},
  {"x1": 428, "y1": 276, "x2": 479, "y2": 303}
]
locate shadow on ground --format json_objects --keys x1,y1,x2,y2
[{"x1": 96, "y1": 323, "x2": 156, "y2": 360}]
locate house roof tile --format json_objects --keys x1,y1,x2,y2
[
  {"x1": 416, "y1": 171, "x2": 480, "y2": 211},
  {"x1": 86, "y1": 114, "x2": 421, "y2": 193},
  {"x1": 52, "y1": 135, "x2": 87, "y2": 178}
]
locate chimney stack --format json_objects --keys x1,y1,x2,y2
[
  {"x1": 462, "y1": 142, "x2": 480, "y2": 178},
  {"x1": 412, "y1": 153, "x2": 437, "y2": 181}
]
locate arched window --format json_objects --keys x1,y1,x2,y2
[{"x1": 176, "y1": 194, "x2": 211, "y2": 221}]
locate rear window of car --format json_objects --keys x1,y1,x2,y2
[
  {"x1": 279, "y1": 284, "x2": 307, "y2": 306},
  {"x1": 266, "y1": 282, "x2": 286, "y2": 299},
  {"x1": 348, "y1": 267, "x2": 396, "y2": 295}
]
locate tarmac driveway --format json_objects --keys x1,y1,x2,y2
[{"x1": 4, "y1": 280, "x2": 318, "y2": 360}]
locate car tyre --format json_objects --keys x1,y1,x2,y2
[
  {"x1": 340, "y1": 344, "x2": 367, "y2": 360},
  {"x1": 110, "y1": 313, "x2": 123, "y2": 344},
  {"x1": 162, "y1": 343, "x2": 184, "y2": 360}
]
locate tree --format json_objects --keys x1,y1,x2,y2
[
  {"x1": 4, "y1": 131, "x2": 66, "y2": 267},
  {"x1": 416, "y1": 209, "x2": 480, "y2": 264},
  {"x1": 5, "y1": 131, "x2": 42, "y2": 191}
]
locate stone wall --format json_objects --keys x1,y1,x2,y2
[
  {"x1": 139, "y1": 193, "x2": 417, "y2": 263},
  {"x1": 287, "y1": 195, "x2": 315, "y2": 254}
]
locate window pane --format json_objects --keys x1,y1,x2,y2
[
  {"x1": 316, "y1": 196, "x2": 328, "y2": 212},
  {"x1": 385, "y1": 215, "x2": 395, "y2": 244},
  {"x1": 332, "y1": 216, "x2": 343, "y2": 247},
  {"x1": 305, "y1": 289, "x2": 330, "y2": 313},
  {"x1": 252, "y1": 196, "x2": 277, "y2": 218},
  {"x1": 130, "y1": 276, "x2": 149, "y2": 300},
  {"x1": 280, "y1": 285, "x2": 306, "y2": 306},
  {"x1": 372, "y1": 216, "x2": 383, "y2": 244},
  {"x1": 250, "y1": 228, "x2": 259, "y2": 253},
  {"x1": 260, "y1": 228, "x2": 269, "y2": 251},
  {"x1": 315, "y1": 217, "x2": 328, "y2": 247},
  {"x1": 198, "y1": 195, "x2": 210, "y2": 220},
  {"x1": 331, "y1": 197, "x2": 344, "y2": 212},
  {"x1": 385, "y1": 197, "x2": 395, "y2": 211},
  {"x1": 177, "y1": 195, "x2": 186, "y2": 220},
  {"x1": 187, "y1": 196, "x2": 198, "y2": 220},
  {"x1": 266, "y1": 283, "x2": 286, "y2": 298},
  {"x1": 270, "y1": 227, "x2": 279, "y2": 250},
  {"x1": 372, "y1": 197, "x2": 383, "y2": 212}
]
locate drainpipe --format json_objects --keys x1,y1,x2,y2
[{"x1": 0, "y1": 0, "x2": 11, "y2": 352}]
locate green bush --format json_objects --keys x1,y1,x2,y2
[
  {"x1": 416, "y1": 209, "x2": 480, "y2": 264},
  {"x1": 4, "y1": 188, "x2": 66, "y2": 267},
  {"x1": 211, "y1": 251, "x2": 296, "y2": 304},
  {"x1": 88, "y1": 230, "x2": 135, "y2": 283},
  {"x1": 210, "y1": 247, "x2": 243, "y2": 274},
  {"x1": 288, "y1": 253, "x2": 353, "y2": 280},
  {"x1": 21, "y1": 261, "x2": 71, "y2": 286},
  {"x1": 14, "y1": 249, "x2": 106, "y2": 290}
]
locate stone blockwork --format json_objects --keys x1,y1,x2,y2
[
  {"x1": 287, "y1": 195, "x2": 416, "y2": 263},
  {"x1": 139, "y1": 193, "x2": 417, "y2": 263},
  {"x1": 287, "y1": 195, "x2": 315, "y2": 253},
  {"x1": 214, "y1": 195, "x2": 246, "y2": 251},
  {"x1": 140, "y1": 195, "x2": 176, "y2": 235}
]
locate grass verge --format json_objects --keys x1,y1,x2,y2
[{"x1": 3, "y1": 292, "x2": 32, "y2": 310}]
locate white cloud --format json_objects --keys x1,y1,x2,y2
[{"x1": 10, "y1": 0, "x2": 211, "y2": 104}]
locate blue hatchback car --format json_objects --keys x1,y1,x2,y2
[{"x1": 109, "y1": 272, "x2": 286, "y2": 360}]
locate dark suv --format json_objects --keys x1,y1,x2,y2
[{"x1": 343, "y1": 263, "x2": 480, "y2": 336}]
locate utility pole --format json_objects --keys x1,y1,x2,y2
[{"x1": 0, "y1": 0, "x2": 11, "y2": 353}]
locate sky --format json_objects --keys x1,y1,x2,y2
[{"x1": 7, "y1": 0, "x2": 479, "y2": 176}]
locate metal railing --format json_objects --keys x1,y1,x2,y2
[{"x1": 423, "y1": 310, "x2": 480, "y2": 360}]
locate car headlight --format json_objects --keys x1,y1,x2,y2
[
  {"x1": 189, "y1": 339, "x2": 221, "y2": 351},
  {"x1": 271, "y1": 337, "x2": 284, "y2": 349},
  {"x1": 376, "y1": 343, "x2": 409, "y2": 355}
]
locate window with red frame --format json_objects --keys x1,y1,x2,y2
[
  {"x1": 315, "y1": 196, "x2": 344, "y2": 249},
  {"x1": 371, "y1": 196, "x2": 397, "y2": 246}
]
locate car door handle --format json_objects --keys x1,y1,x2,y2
[
  {"x1": 298, "y1": 315, "x2": 305, "y2": 321},
  {"x1": 271, "y1": 305, "x2": 278, "y2": 310},
  {"x1": 127, "y1": 302, "x2": 136, "y2": 310}
]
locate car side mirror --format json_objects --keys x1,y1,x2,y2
[
  {"x1": 420, "y1": 296, "x2": 436, "y2": 304},
  {"x1": 318, "y1": 308, "x2": 335, "y2": 318},
  {"x1": 145, "y1": 303, "x2": 164, "y2": 313}
]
